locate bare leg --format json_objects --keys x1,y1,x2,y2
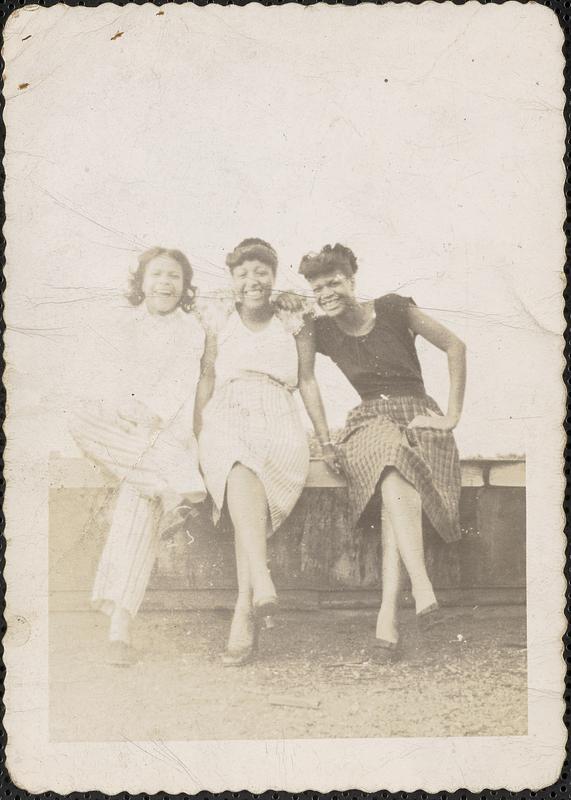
[
  {"x1": 226, "y1": 464, "x2": 276, "y2": 606},
  {"x1": 380, "y1": 468, "x2": 436, "y2": 615},
  {"x1": 226, "y1": 536, "x2": 255, "y2": 653},
  {"x1": 375, "y1": 510, "x2": 402, "y2": 644},
  {"x1": 234, "y1": 535, "x2": 252, "y2": 610}
]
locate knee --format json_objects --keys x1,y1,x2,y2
[
  {"x1": 380, "y1": 468, "x2": 416, "y2": 503},
  {"x1": 380, "y1": 467, "x2": 402, "y2": 495}
]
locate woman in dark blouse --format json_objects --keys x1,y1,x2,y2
[{"x1": 298, "y1": 244, "x2": 467, "y2": 657}]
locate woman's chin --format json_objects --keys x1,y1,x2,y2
[
  {"x1": 320, "y1": 304, "x2": 343, "y2": 317},
  {"x1": 240, "y1": 296, "x2": 271, "y2": 311},
  {"x1": 146, "y1": 299, "x2": 179, "y2": 315}
]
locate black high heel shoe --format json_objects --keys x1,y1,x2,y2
[
  {"x1": 253, "y1": 596, "x2": 278, "y2": 626},
  {"x1": 252, "y1": 572, "x2": 278, "y2": 628},
  {"x1": 222, "y1": 609, "x2": 259, "y2": 667},
  {"x1": 371, "y1": 637, "x2": 401, "y2": 663},
  {"x1": 416, "y1": 601, "x2": 444, "y2": 630}
]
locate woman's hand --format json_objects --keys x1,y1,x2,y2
[
  {"x1": 407, "y1": 408, "x2": 458, "y2": 432},
  {"x1": 272, "y1": 291, "x2": 306, "y2": 314},
  {"x1": 321, "y1": 443, "x2": 343, "y2": 474}
]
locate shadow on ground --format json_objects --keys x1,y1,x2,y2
[{"x1": 49, "y1": 606, "x2": 527, "y2": 741}]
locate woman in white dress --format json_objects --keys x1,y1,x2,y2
[
  {"x1": 70, "y1": 247, "x2": 206, "y2": 666},
  {"x1": 196, "y1": 238, "x2": 338, "y2": 666}
]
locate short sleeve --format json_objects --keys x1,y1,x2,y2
[
  {"x1": 273, "y1": 295, "x2": 315, "y2": 336},
  {"x1": 377, "y1": 293, "x2": 416, "y2": 313},
  {"x1": 276, "y1": 309, "x2": 306, "y2": 336},
  {"x1": 376, "y1": 294, "x2": 417, "y2": 339},
  {"x1": 193, "y1": 290, "x2": 235, "y2": 335}
]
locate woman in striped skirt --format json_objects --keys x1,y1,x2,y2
[
  {"x1": 70, "y1": 247, "x2": 206, "y2": 666},
  {"x1": 196, "y1": 238, "x2": 338, "y2": 666},
  {"x1": 298, "y1": 243, "x2": 466, "y2": 658}
]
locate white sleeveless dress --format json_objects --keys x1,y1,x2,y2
[{"x1": 199, "y1": 309, "x2": 310, "y2": 533}]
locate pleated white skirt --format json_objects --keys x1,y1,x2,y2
[{"x1": 199, "y1": 376, "x2": 310, "y2": 533}]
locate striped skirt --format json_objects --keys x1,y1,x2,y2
[
  {"x1": 338, "y1": 394, "x2": 461, "y2": 543},
  {"x1": 199, "y1": 377, "x2": 310, "y2": 533}
]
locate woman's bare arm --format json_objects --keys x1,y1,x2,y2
[
  {"x1": 407, "y1": 305, "x2": 467, "y2": 430},
  {"x1": 193, "y1": 330, "x2": 217, "y2": 437},
  {"x1": 295, "y1": 321, "x2": 340, "y2": 472}
]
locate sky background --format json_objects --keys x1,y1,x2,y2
[{"x1": 4, "y1": 2, "x2": 565, "y2": 459}]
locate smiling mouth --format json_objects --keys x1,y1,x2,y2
[
  {"x1": 243, "y1": 289, "x2": 264, "y2": 298},
  {"x1": 321, "y1": 298, "x2": 340, "y2": 309}
]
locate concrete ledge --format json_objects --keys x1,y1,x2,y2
[
  {"x1": 50, "y1": 454, "x2": 526, "y2": 490},
  {"x1": 489, "y1": 461, "x2": 526, "y2": 487},
  {"x1": 49, "y1": 454, "x2": 526, "y2": 610}
]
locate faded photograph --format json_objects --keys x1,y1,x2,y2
[
  {"x1": 49, "y1": 241, "x2": 527, "y2": 742},
  {"x1": 4, "y1": 1, "x2": 565, "y2": 791}
]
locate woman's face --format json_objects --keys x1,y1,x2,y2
[
  {"x1": 308, "y1": 271, "x2": 356, "y2": 316},
  {"x1": 232, "y1": 259, "x2": 275, "y2": 310},
  {"x1": 142, "y1": 255, "x2": 184, "y2": 315}
]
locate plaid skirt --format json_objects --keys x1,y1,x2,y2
[{"x1": 337, "y1": 394, "x2": 461, "y2": 542}]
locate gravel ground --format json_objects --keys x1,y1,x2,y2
[{"x1": 49, "y1": 605, "x2": 527, "y2": 741}]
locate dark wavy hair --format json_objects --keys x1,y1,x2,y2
[
  {"x1": 299, "y1": 243, "x2": 358, "y2": 281},
  {"x1": 126, "y1": 247, "x2": 197, "y2": 313},
  {"x1": 225, "y1": 238, "x2": 278, "y2": 274}
]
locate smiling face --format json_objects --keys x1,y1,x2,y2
[
  {"x1": 307, "y1": 270, "x2": 356, "y2": 317},
  {"x1": 231, "y1": 259, "x2": 275, "y2": 310},
  {"x1": 141, "y1": 255, "x2": 184, "y2": 315}
]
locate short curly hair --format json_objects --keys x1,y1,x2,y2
[
  {"x1": 126, "y1": 247, "x2": 197, "y2": 313},
  {"x1": 299, "y1": 243, "x2": 358, "y2": 281},
  {"x1": 225, "y1": 238, "x2": 278, "y2": 274}
]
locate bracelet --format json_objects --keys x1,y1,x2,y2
[{"x1": 319, "y1": 440, "x2": 334, "y2": 448}]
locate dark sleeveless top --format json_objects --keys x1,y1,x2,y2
[{"x1": 314, "y1": 294, "x2": 426, "y2": 400}]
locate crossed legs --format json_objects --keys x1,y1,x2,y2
[
  {"x1": 376, "y1": 468, "x2": 436, "y2": 643},
  {"x1": 224, "y1": 464, "x2": 276, "y2": 656}
]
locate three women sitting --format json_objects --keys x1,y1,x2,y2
[{"x1": 73, "y1": 239, "x2": 466, "y2": 666}]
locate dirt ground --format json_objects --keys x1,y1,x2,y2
[{"x1": 49, "y1": 605, "x2": 527, "y2": 742}]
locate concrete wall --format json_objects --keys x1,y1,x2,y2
[{"x1": 49, "y1": 458, "x2": 525, "y2": 610}]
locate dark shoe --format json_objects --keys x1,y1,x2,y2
[
  {"x1": 106, "y1": 640, "x2": 138, "y2": 667},
  {"x1": 371, "y1": 637, "x2": 400, "y2": 663},
  {"x1": 416, "y1": 601, "x2": 445, "y2": 629},
  {"x1": 159, "y1": 503, "x2": 198, "y2": 541},
  {"x1": 253, "y1": 597, "x2": 279, "y2": 634},
  {"x1": 252, "y1": 567, "x2": 277, "y2": 613},
  {"x1": 221, "y1": 644, "x2": 257, "y2": 667}
]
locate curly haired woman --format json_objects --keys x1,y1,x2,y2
[
  {"x1": 70, "y1": 247, "x2": 206, "y2": 665},
  {"x1": 298, "y1": 243, "x2": 466, "y2": 658}
]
